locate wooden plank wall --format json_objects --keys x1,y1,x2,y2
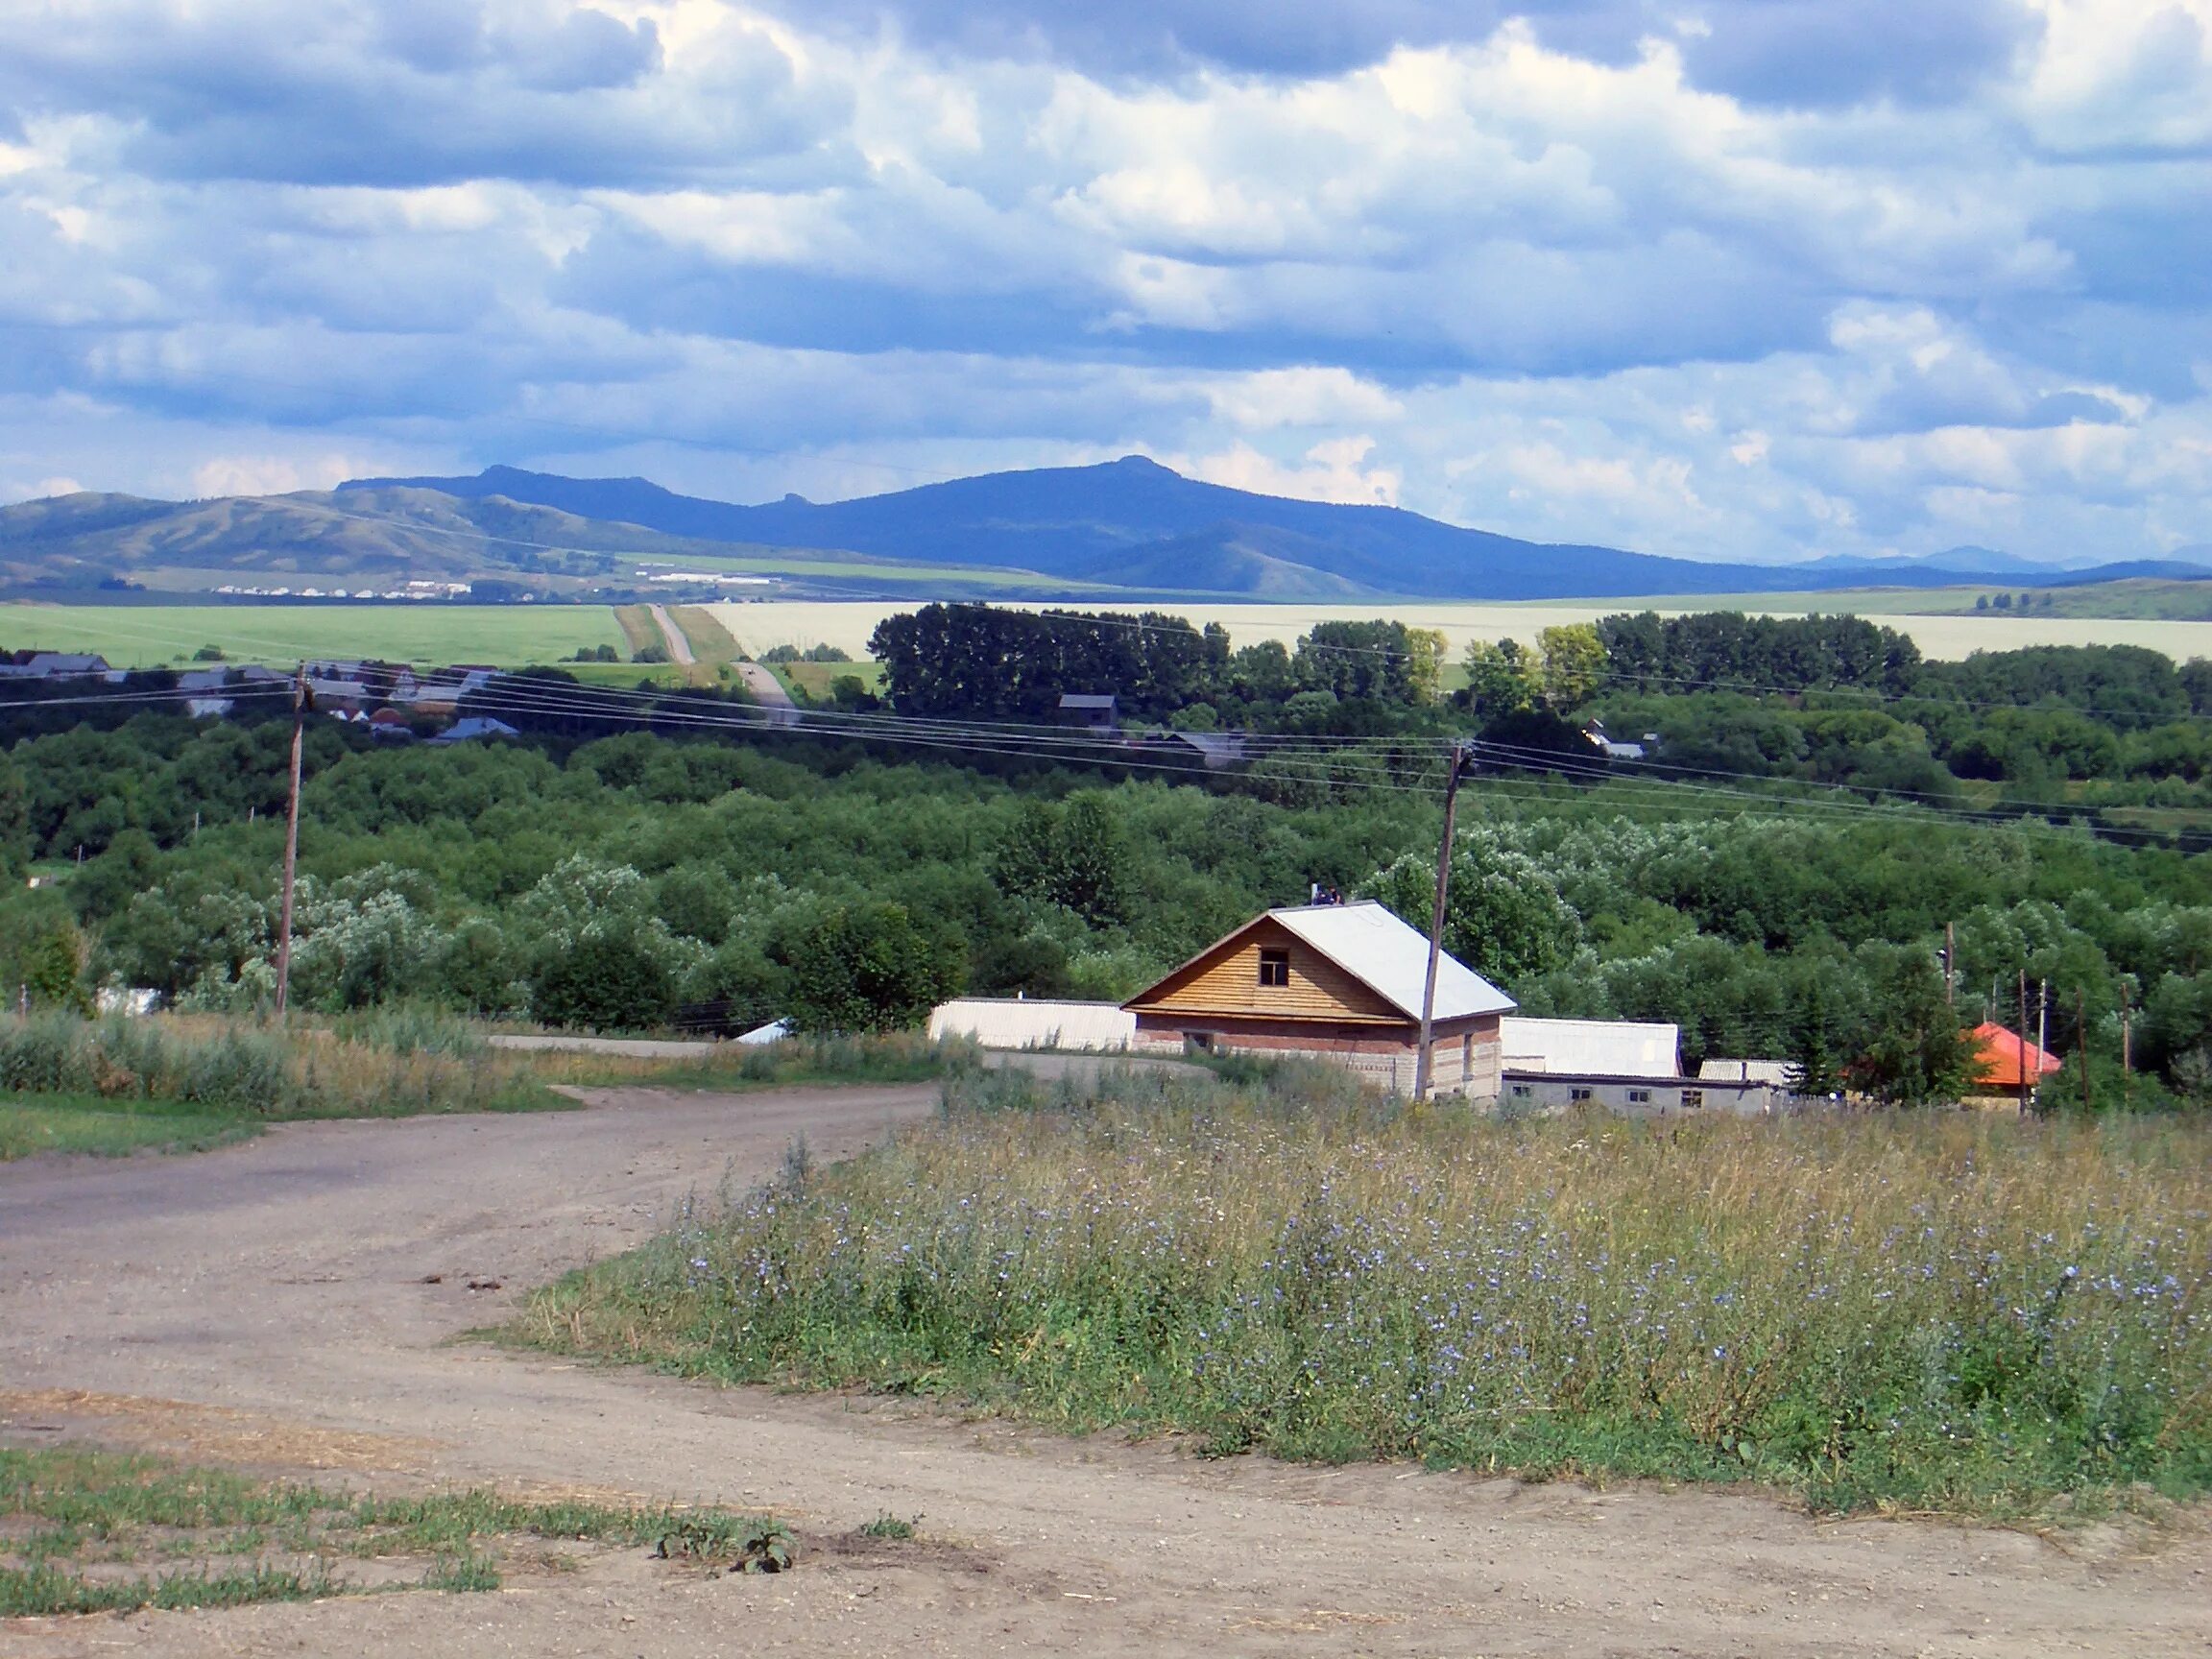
[{"x1": 1131, "y1": 922, "x2": 1402, "y2": 1023}]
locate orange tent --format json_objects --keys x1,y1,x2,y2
[{"x1": 1968, "y1": 1022, "x2": 2062, "y2": 1091}]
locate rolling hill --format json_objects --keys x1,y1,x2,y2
[{"x1": 347, "y1": 457, "x2": 2211, "y2": 601}]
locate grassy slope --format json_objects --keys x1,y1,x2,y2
[
  {"x1": 520, "y1": 1065, "x2": 2212, "y2": 1524},
  {"x1": 0, "y1": 604, "x2": 627, "y2": 667}
]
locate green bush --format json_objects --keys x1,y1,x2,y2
[{"x1": 531, "y1": 932, "x2": 677, "y2": 1032}]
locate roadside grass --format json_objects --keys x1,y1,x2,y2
[
  {"x1": 666, "y1": 605, "x2": 742, "y2": 664},
  {"x1": 0, "y1": 1444, "x2": 794, "y2": 1615},
  {"x1": 521, "y1": 1031, "x2": 979, "y2": 1094},
  {"x1": 613, "y1": 603, "x2": 661, "y2": 658},
  {"x1": 518, "y1": 1061, "x2": 2212, "y2": 1526},
  {"x1": 0, "y1": 1094, "x2": 261, "y2": 1161},
  {"x1": 0, "y1": 1016, "x2": 972, "y2": 1163}
]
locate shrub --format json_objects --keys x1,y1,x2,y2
[{"x1": 531, "y1": 932, "x2": 677, "y2": 1032}]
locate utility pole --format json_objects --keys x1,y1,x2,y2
[
  {"x1": 2016, "y1": 970, "x2": 2030, "y2": 1116},
  {"x1": 2076, "y1": 988, "x2": 2091, "y2": 1114},
  {"x1": 1942, "y1": 923, "x2": 1956, "y2": 1009},
  {"x1": 274, "y1": 662, "x2": 308, "y2": 1020},
  {"x1": 2120, "y1": 982, "x2": 2132, "y2": 1075},
  {"x1": 2035, "y1": 976, "x2": 2049, "y2": 1115},
  {"x1": 1415, "y1": 739, "x2": 1472, "y2": 1102}
]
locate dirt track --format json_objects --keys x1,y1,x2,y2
[{"x1": 2, "y1": 1083, "x2": 2206, "y2": 1657}]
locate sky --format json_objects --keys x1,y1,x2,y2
[{"x1": 2, "y1": 0, "x2": 2210, "y2": 565}]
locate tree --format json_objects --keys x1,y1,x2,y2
[
  {"x1": 0, "y1": 752, "x2": 28, "y2": 878},
  {"x1": 1461, "y1": 640, "x2": 1535, "y2": 715},
  {"x1": 1535, "y1": 623, "x2": 1607, "y2": 711},
  {"x1": 1849, "y1": 944, "x2": 1976, "y2": 1105},
  {"x1": 1362, "y1": 836, "x2": 1582, "y2": 987},
  {"x1": 785, "y1": 902, "x2": 963, "y2": 1034},
  {"x1": 531, "y1": 931, "x2": 676, "y2": 1031},
  {"x1": 21, "y1": 923, "x2": 93, "y2": 1016},
  {"x1": 1784, "y1": 980, "x2": 1841, "y2": 1095}
]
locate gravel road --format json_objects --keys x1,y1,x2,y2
[
  {"x1": 1, "y1": 1084, "x2": 2204, "y2": 1658},
  {"x1": 648, "y1": 603, "x2": 695, "y2": 665}
]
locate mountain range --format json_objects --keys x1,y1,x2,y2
[
  {"x1": 5, "y1": 456, "x2": 2207, "y2": 603},
  {"x1": 345, "y1": 459, "x2": 2212, "y2": 599}
]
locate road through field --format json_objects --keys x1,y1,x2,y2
[
  {"x1": 2, "y1": 1084, "x2": 2205, "y2": 1658},
  {"x1": 647, "y1": 603, "x2": 696, "y2": 665}
]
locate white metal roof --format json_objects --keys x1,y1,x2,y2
[
  {"x1": 1500, "y1": 1015, "x2": 1679, "y2": 1078},
  {"x1": 1267, "y1": 902, "x2": 1516, "y2": 1022},
  {"x1": 928, "y1": 998, "x2": 1136, "y2": 1051},
  {"x1": 1697, "y1": 1058, "x2": 1791, "y2": 1085}
]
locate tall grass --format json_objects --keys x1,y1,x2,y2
[
  {"x1": 525, "y1": 1065, "x2": 2212, "y2": 1520},
  {"x1": 0, "y1": 1011, "x2": 557, "y2": 1118}
]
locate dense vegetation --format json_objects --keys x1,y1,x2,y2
[
  {"x1": 5, "y1": 609, "x2": 2211, "y2": 1104},
  {"x1": 525, "y1": 1062, "x2": 2212, "y2": 1520}
]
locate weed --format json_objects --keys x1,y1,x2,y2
[
  {"x1": 522, "y1": 1069, "x2": 2212, "y2": 1524},
  {"x1": 421, "y1": 1553, "x2": 502, "y2": 1593},
  {"x1": 857, "y1": 1512, "x2": 921, "y2": 1540},
  {"x1": 652, "y1": 1514, "x2": 794, "y2": 1572}
]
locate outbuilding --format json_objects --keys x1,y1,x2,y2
[{"x1": 1120, "y1": 900, "x2": 1515, "y2": 1096}]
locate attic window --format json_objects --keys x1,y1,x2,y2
[{"x1": 1258, "y1": 948, "x2": 1290, "y2": 988}]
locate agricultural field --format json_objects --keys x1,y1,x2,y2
[
  {"x1": 712, "y1": 597, "x2": 2212, "y2": 664},
  {"x1": 0, "y1": 602, "x2": 627, "y2": 667}
]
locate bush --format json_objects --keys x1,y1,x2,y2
[{"x1": 531, "y1": 932, "x2": 677, "y2": 1032}]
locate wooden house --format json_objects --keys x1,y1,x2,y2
[{"x1": 1121, "y1": 901, "x2": 1516, "y2": 1096}]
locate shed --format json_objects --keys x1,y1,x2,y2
[
  {"x1": 1121, "y1": 901, "x2": 1515, "y2": 1096},
  {"x1": 430, "y1": 716, "x2": 520, "y2": 744},
  {"x1": 1966, "y1": 1022, "x2": 2062, "y2": 1103},
  {"x1": 1058, "y1": 692, "x2": 1118, "y2": 731}
]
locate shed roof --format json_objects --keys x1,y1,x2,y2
[
  {"x1": 1969, "y1": 1022, "x2": 2062, "y2": 1090},
  {"x1": 1058, "y1": 693, "x2": 1118, "y2": 709},
  {"x1": 1697, "y1": 1058, "x2": 1792, "y2": 1086},
  {"x1": 1501, "y1": 1015, "x2": 1680, "y2": 1079},
  {"x1": 1251, "y1": 902, "x2": 1514, "y2": 1022}
]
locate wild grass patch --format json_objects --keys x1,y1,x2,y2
[
  {"x1": 521, "y1": 1064, "x2": 2212, "y2": 1523},
  {"x1": 0, "y1": 1445, "x2": 792, "y2": 1615}
]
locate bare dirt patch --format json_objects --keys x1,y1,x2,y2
[{"x1": 2, "y1": 1078, "x2": 2206, "y2": 1657}]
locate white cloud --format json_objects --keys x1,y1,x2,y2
[{"x1": 0, "y1": 0, "x2": 2207, "y2": 565}]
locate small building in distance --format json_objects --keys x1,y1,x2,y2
[
  {"x1": 1964, "y1": 1022, "x2": 2062, "y2": 1108},
  {"x1": 430, "y1": 715, "x2": 520, "y2": 745},
  {"x1": 1058, "y1": 692, "x2": 1118, "y2": 731},
  {"x1": 1120, "y1": 900, "x2": 1515, "y2": 1096},
  {"x1": 1498, "y1": 1021, "x2": 1799, "y2": 1116}
]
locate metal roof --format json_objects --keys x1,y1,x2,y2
[
  {"x1": 1058, "y1": 693, "x2": 1118, "y2": 709},
  {"x1": 1266, "y1": 902, "x2": 1516, "y2": 1022},
  {"x1": 1697, "y1": 1058, "x2": 1791, "y2": 1085},
  {"x1": 1501, "y1": 1016, "x2": 1679, "y2": 1078}
]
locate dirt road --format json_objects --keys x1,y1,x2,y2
[
  {"x1": 648, "y1": 603, "x2": 696, "y2": 665},
  {"x1": 733, "y1": 659, "x2": 802, "y2": 726},
  {"x1": 3, "y1": 1085, "x2": 2205, "y2": 1657}
]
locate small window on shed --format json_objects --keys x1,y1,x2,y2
[
  {"x1": 1627, "y1": 1088, "x2": 1652, "y2": 1104},
  {"x1": 1258, "y1": 948, "x2": 1290, "y2": 988},
  {"x1": 1681, "y1": 1089, "x2": 1704, "y2": 1109},
  {"x1": 1569, "y1": 1087, "x2": 1593, "y2": 1103},
  {"x1": 1510, "y1": 1083, "x2": 1532, "y2": 1099}
]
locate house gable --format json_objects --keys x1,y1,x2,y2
[{"x1": 1124, "y1": 916, "x2": 1406, "y2": 1026}]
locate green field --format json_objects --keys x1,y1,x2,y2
[{"x1": 0, "y1": 604, "x2": 627, "y2": 667}]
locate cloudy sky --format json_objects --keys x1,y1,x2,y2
[{"x1": 2, "y1": 0, "x2": 2209, "y2": 564}]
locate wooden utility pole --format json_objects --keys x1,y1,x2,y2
[
  {"x1": 1415, "y1": 740, "x2": 1471, "y2": 1102},
  {"x1": 2120, "y1": 982, "x2": 2132, "y2": 1074},
  {"x1": 1942, "y1": 923, "x2": 1956, "y2": 1008},
  {"x1": 274, "y1": 662, "x2": 307, "y2": 1020},
  {"x1": 2016, "y1": 970, "x2": 2030, "y2": 1115},
  {"x1": 2076, "y1": 988, "x2": 2091, "y2": 1114}
]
